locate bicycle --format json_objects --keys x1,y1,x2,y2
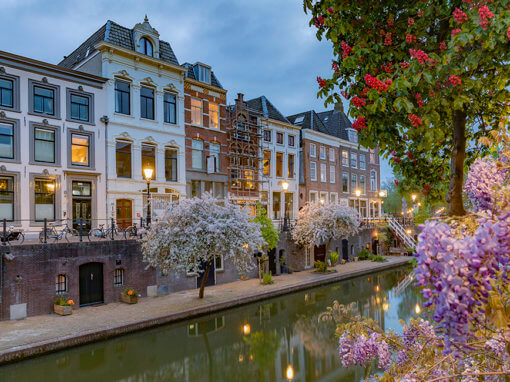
[
  {"x1": 123, "y1": 223, "x2": 142, "y2": 239},
  {"x1": 39, "y1": 222, "x2": 71, "y2": 243},
  {"x1": 0, "y1": 226, "x2": 24, "y2": 245},
  {"x1": 89, "y1": 223, "x2": 123, "y2": 241}
]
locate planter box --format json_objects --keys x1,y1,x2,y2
[
  {"x1": 121, "y1": 294, "x2": 138, "y2": 304},
  {"x1": 54, "y1": 304, "x2": 72, "y2": 316}
]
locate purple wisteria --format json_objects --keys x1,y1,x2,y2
[
  {"x1": 338, "y1": 331, "x2": 390, "y2": 369},
  {"x1": 464, "y1": 157, "x2": 506, "y2": 211}
]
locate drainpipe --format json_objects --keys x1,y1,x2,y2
[{"x1": 100, "y1": 116, "x2": 109, "y2": 225}]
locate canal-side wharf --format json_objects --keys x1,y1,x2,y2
[{"x1": 0, "y1": 256, "x2": 410, "y2": 365}]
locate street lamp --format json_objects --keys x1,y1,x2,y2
[
  {"x1": 144, "y1": 168, "x2": 153, "y2": 226},
  {"x1": 281, "y1": 181, "x2": 289, "y2": 231},
  {"x1": 411, "y1": 194, "x2": 417, "y2": 203}
]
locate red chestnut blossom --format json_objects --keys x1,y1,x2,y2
[
  {"x1": 440, "y1": 41, "x2": 447, "y2": 51},
  {"x1": 451, "y1": 28, "x2": 461, "y2": 36},
  {"x1": 407, "y1": 151, "x2": 414, "y2": 159},
  {"x1": 317, "y1": 16, "x2": 325, "y2": 25},
  {"x1": 421, "y1": 189, "x2": 428, "y2": 196},
  {"x1": 453, "y1": 8, "x2": 468, "y2": 24},
  {"x1": 408, "y1": 17, "x2": 415, "y2": 27},
  {"x1": 409, "y1": 48, "x2": 432, "y2": 64},
  {"x1": 340, "y1": 41, "x2": 352, "y2": 59},
  {"x1": 394, "y1": 179, "x2": 399, "y2": 186},
  {"x1": 417, "y1": 9, "x2": 423, "y2": 17},
  {"x1": 448, "y1": 75, "x2": 462, "y2": 87},
  {"x1": 331, "y1": 61, "x2": 339, "y2": 73},
  {"x1": 478, "y1": 5, "x2": 494, "y2": 30},
  {"x1": 416, "y1": 93, "x2": 425, "y2": 108},
  {"x1": 400, "y1": 62, "x2": 410, "y2": 69},
  {"x1": 364, "y1": 74, "x2": 389, "y2": 92},
  {"x1": 317, "y1": 76, "x2": 327, "y2": 88},
  {"x1": 393, "y1": 157, "x2": 402, "y2": 164},
  {"x1": 352, "y1": 116, "x2": 367, "y2": 131},
  {"x1": 327, "y1": 7, "x2": 334, "y2": 14},
  {"x1": 381, "y1": 62, "x2": 393, "y2": 73},
  {"x1": 351, "y1": 96, "x2": 367, "y2": 108},
  {"x1": 340, "y1": 90, "x2": 349, "y2": 98},
  {"x1": 384, "y1": 32, "x2": 392, "y2": 46},
  {"x1": 408, "y1": 114, "x2": 423, "y2": 127},
  {"x1": 406, "y1": 34, "x2": 417, "y2": 44},
  {"x1": 384, "y1": 79, "x2": 392, "y2": 86},
  {"x1": 424, "y1": 183, "x2": 432, "y2": 191}
]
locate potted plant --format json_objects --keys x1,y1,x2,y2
[
  {"x1": 329, "y1": 252, "x2": 339, "y2": 266},
  {"x1": 121, "y1": 287, "x2": 138, "y2": 304},
  {"x1": 54, "y1": 296, "x2": 74, "y2": 316}
]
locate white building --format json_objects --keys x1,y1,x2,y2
[
  {"x1": 59, "y1": 17, "x2": 187, "y2": 227},
  {"x1": 0, "y1": 50, "x2": 107, "y2": 234}
]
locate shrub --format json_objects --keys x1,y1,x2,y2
[
  {"x1": 54, "y1": 296, "x2": 74, "y2": 306},
  {"x1": 314, "y1": 260, "x2": 328, "y2": 273},
  {"x1": 357, "y1": 248, "x2": 371, "y2": 260},
  {"x1": 329, "y1": 252, "x2": 339, "y2": 265},
  {"x1": 371, "y1": 255, "x2": 387, "y2": 263},
  {"x1": 262, "y1": 272, "x2": 274, "y2": 285},
  {"x1": 123, "y1": 286, "x2": 138, "y2": 296}
]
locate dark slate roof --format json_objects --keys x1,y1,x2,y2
[
  {"x1": 182, "y1": 62, "x2": 223, "y2": 89},
  {"x1": 59, "y1": 20, "x2": 179, "y2": 68},
  {"x1": 246, "y1": 96, "x2": 290, "y2": 124},
  {"x1": 287, "y1": 110, "x2": 329, "y2": 135},
  {"x1": 317, "y1": 110, "x2": 354, "y2": 141}
]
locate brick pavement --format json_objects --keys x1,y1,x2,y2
[{"x1": 0, "y1": 256, "x2": 410, "y2": 364}]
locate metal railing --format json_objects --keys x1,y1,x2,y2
[{"x1": 387, "y1": 216, "x2": 416, "y2": 249}]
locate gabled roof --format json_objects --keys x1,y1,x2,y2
[
  {"x1": 246, "y1": 96, "x2": 290, "y2": 124},
  {"x1": 58, "y1": 20, "x2": 179, "y2": 68},
  {"x1": 317, "y1": 109, "x2": 354, "y2": 141},
  {"x1": 287, "y1": 110, "x2": 328, "y2": 135},
  {"x1": 182, "y1": 62, "x2": 223, "y2": 89}
]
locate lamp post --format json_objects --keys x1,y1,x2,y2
[
  {"x1": 281, "y1": 181, "x2": 289, "y2": 231},
  {"x1": 355, "y1": 188, "x2": 361, "y2": 218},
  {"x1": 144, "y1": 168, "x2": 153, "y2": 227}
]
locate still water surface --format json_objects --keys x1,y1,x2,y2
[{"x1": 1, "y1": 265, "x2": 420, "y2": 382}]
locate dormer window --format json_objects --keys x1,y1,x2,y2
[
  {"x1": 194, "y1": 65, "x2": 210, "y2": 84},
  {"x1": 138, "y1": 37, "x2": 153, "y2": 57},
  {"x1": 347, "y1": 128, "x2": 358, "y2": 143}
]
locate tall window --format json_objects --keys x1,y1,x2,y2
[
  {"x1": 342, "y1": 173, "x2": 349, "y2": 193},
  {"x1": 329, "y1": 165, "x2": 335, "y2": 183},
  {"x1": 138, "y1": 37, "x2": 153, "y2": 56},
  {"x1": 165, "y1": 148, "x2": 177, "y2": 181},
  {"x1": 209, "y1": 103, "x2": 219, "y2": 129},
  {"x1": 191, "y1": 99, "x2": 202, "y2": 125},
  {"x1": 71, "y1": 134, "x2": 89, "y2": 166},
  {"x1": 272, "y1": 192, "x2": 281, "y2": 220},
  {"x1": 114, "y1": 269, "x2": 124, "y2": 286},
  {"x1": 116, "y1": 141, "x2": 132, "y2": 178},
  {"x1": 263, "y1": 150, "x2": 271, "y2": 176},
  {"x1": 330, "y1": 193, "x2": 337, "y2": 204},
  {"x1": 285, "y1": 193, "x2": 293, "y2": 219},
  {"x1": 351, "y1": 153, "x2": 357, "y2": 168},
  {"x1": 33, "y1": 86, "x2": 54, "y2": 115},
  {"x1": 351, "y1": 174, "x2": 357, "y2": 192},
  {"x1": 0, "y1": 176, "x2": 14, "y2": 220},
  {"x1": 209, "y1": 142, "x2": 220, "y2": 171},
  {"x1": 231, "y1": 168, "x2": 240, "y2": 188},
  {"x1": 35, "y1": 178, "x2": 55, "y2": 221},
  {"x1": 319, "y1": 146, "x2": 326, "y2": 160},
  {"x1": 310, "y1": 162, "x2": 317, "y2": 181},
  {"x1": 263, "y1": 129, "x2": 271, "y2": 142},
  {"x1": 244, "y1": 170, "x2": 254, "y2": 189},
  {"x1": 0, "y1": 78, "x2": 13, "y2": 108},
  {"x1": 288, "y1": 135, "x2": 295, "y2": 147},
  {"x1": 320, "y1": 163, "x2": 327, "y2": 182},
  {"x1": 34, "y1": 128, "x2": 55, "y2": 163},
  {"x1": 56, "y1": 274, "x2": 67, "y2": 294},
  {"x1": 141, "y1": 145, "x2": 156, "y2": 178},
  {"x1": 310, "y1": 143, "x2": 316, "y2": 158},
  {"x1": 359, "y1": 154, "x2": 366, "y2": 170},
  {"x1": 360, "y1": 175, "x2": 366, "y2": 194},
  {"x1": 288, "y1": 154, "x2": 295, "y2": 178},
  {"x1": 0, "y1": 123, "x2": 14, "y2": 159},
  {"x1": 370, "y1": 171, "x2": 377, "y2": 191},
  {"x1": 192, "y1": 139, "x2": 203, "y2": 169},
  {"x1": 197, "y1": 65, "x2": 211, "y2": 84},
  {"x1": 342, "y1": 151, "x2": 349, "y2": 166},
  {"x1": 164, "y1": 93, "x2": 176, "y2": 124},
  {"x1": 70, "y1": 94, "x2": 89, "y2": 122},
  {"x1": 140, "y1": 87, "x2": 154, "y2": 120},
  {"x1": 276, "y1": 132, "x2": 283, "y2": 144},
  {"x1": 115, "y1": 80, "x2": 130, "y2": 115},
  {"x1": 329, "y1": 148, "x2": 335, "y2": 162},
  {"x1": 370, "y1": 149, "x2": 376, "y2": 164},
  {"x1": 276, "y1": 152, "x2": 283, "y2": 177},
  {"x1": 309, "y1": 191, "x2": 318, "y2": 204}
]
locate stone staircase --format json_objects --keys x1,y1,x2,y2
[{"x1": 387, "y1": 216, "x2": 416, "y2": 249}]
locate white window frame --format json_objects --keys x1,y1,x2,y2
[
  {"x1": 329, "y1": 165, "x2": 335, "y2": 183},
  {"x1": 209, "y1": 102, "x2": 219, "y2": 129},
  {"x1": 330, "y1": 192, "x2": 338, "y2": 204},
  {"x1": 319, "y1": 146, "x2": 326, "y2": 160},
  {"x1": 351, "y1": 153, "x2": 357, "y2": 168},
  {"x1": 342, "y1": 151, "x2": 349, "y2": 167},
  {"x1": 215, "y1": 255, "x2": 224, "y2": 271},
  {"x1": 276, "y1": 132, "x2": 284, "y2": 145},
  {"x1": 310, "y1": 143, "x2": 316, "y2": 158},
  {"x1": 320, "y1": 163, "x2": 327, "y2": 183},
  {"x1": 191, "y1": 98, "x2": 202, "y2": 126},
  {"x1": 310, "y1": 161, "x2": 317, "y2": 181},
  {"x1": 370, "y1": 171, "x2": 377, "y2": 191},
  {"x1": 329, "y1": 148, "x2": 335, "y2": 162},
  {"x1": 360, "y1": 175, "x2": 366, "y2": 194},
  {"x1": 320, "y1": 192, "x2": 328, "y2": 204},
  {"x1": 191, "y1": 139, "x2": 204, "y2": 170},
  {"x1": 359, "y1": 154, "x2": 366, "y2": 170},
  {"x1": 351, "y1": 173, "x2": 357, "y2": 192},
  {"x1": 342, "y1": 173, "x2": 349, "y2": 193},
  {"x1": 309, "y1": 191, "x2": 318, "y2": 204}
]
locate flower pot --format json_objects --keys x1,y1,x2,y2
[
  {"x1": 54, "y1": 304, "x2": 72, "y2": 316},
  {"x1": 121, "y1": 293, "x2": 138, "y2": 304}
]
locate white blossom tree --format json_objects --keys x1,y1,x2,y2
[
  {"x1": 292, "y1": 202, "x2": 360, "y2": 260},
  {"x1": 141, "y1": 194, "x2": 264, "y2": 298}
]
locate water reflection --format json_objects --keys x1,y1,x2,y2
[{"x1": 1, "y1": 265, "x2": 416, "y2": 382}]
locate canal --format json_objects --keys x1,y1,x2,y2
[{"x1": 1, "y1": 265, "x2": 420, "y2": 382}]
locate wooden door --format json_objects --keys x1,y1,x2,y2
[
  {"x1": 79, "y1": 262, "x2": 104, "y2": 306},
  {"x1": 116, "y1": 199, "x2": 132, "y2": 229},
  {"x1": 314, "y1": 244, "x2": 326, "y2": 262}
]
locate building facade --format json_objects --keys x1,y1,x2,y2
[
  {"x1": 0, "y1": 50, "x2": 107, "y2": 234},
  {"x1": 59, "y1": 18, "x2": 187, "y2": 227}
]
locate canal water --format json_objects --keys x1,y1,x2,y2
[{"x1": 1, "y1": 265, "x2": 420, "y2": 382}]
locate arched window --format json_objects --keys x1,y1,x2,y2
[
  {"x1": 139, "y1": 37, "x2": 153, "y2": 56},
  {"x1": 56, "y1": 274, "x2": 67, "y2": 294}
]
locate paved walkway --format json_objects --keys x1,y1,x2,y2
[{"x1": 0, "y1": 256, "x2": 410, "y2": 364}]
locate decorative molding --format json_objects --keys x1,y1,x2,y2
[
  {"x1": 164, "y1": 83, "x2": 178, "y2": 93},
  {"x1": 42, "y1": 77, "x2": 48, "y2": 83},
  {"x1": 141, "y1": 77, "x2": 157, "y2": 87},
  {"x1": 42, "y1": 169, "x2": 50, "y2": 175},
  {"x1": 0, "y1": 165, "x2": 6, "y2": 172},
  {"x1": 119, "y1": 131, "x2": 133, "y2": 140},
  {"x1": 113, "y1": 69, "x2": 134, "y2": 81},
  {"x1": 0, "y1": 67, "x2": 4, "y2": 73},
  {"x1": 0, "y1": 111, "x2": 5, "y2": 118},
  {"x1": 78, "y1": 125, "x2": 84, "y2": 131},
  {"x1": 78, "y1": 85, "x2": 84, "y2": 91},
  {"x1": 143, "y1": 135, "x2": 156, "y2": 143},
  {"x1": 166, "y1": 139, "x2": 178, "y2": 147},
  {"x1": 42, "y1": 119, "x2": 49, "y2": 125}
]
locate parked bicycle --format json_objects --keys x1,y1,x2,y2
[
  {"x1": 39, "y1": 222, "x2": 72, "y2": 243},
  {"x1": 123, "y1": 223, "x2": 140, "y2": 239},
  {"x1": 89, "y1": 223, "x2": 123, "y2": 241},
  {"x1": 0, "y1": 226, "x2": 24, "y2": 245}
]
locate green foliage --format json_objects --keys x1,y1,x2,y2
[
  {"x1": 357, "y1": 248, "x2": 371, "y2": 260},
  {"x1": 413, "y1": 204, "x2": 434, "y2": 225},
  {"x1": 314, "y1": 260, "x2": 328, "y2": 272},
  {"x1": 54, "y1": 296, "x2": 73, "y2": 306},
  {"x1": 122, "y1": 286, "x2": 138, "y2": 296},
  {"x1": 252, "y1": 203, "x2": 279, "y2": 251},
  {"x1": 329, "y1": 251, "x2": 339, "y2": 265},
  {"x1": 370, "y1": 255, "x2": 387, "y2": 263},
  {"x1": 381, "y1": 179, "x2": 403, "y2": 215},
  {"x1": 262, "y1": 271, "x2": 274, "y2": 285}
]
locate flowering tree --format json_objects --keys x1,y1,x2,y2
[
  {"x1": 292, "y1": 202, "x2": 360, "y2": 257},
  {"x1": 320, "y1": 135, "x2": 510, "y2": 380},
  {"x1": 305, "y1": 1, "x2": 510, "y2": 215},
  {"x1": 141, "y1": 195, "x2": 264, "y2": 298}
]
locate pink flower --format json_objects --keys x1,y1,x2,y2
[
  {"x1": 451, "y1": 28, "x2": 461, "y2": 37},
  {"x1": 317, "y1": 76, "x2": 327, "y2": 88},
  {"x1": 317, "y1": 16, "x2": 325, "y2": 25},
  {"x1": 351, "y1": 96, "x2": 366, "y2": 108},
  {"x1": 478, "y1": 6, "x2": 494, "y2": 30},
  {"x1": 507, "y1": 26, "x2": 510, "y2": 40},
  {"x1": 453, "y1": 8, "x2": 468, "y2": 24},
  {"x1": 327, "y1": 7, "x2": 334, "y2": 14},
  {"x1": 384, "y1": 32, "x2": 392, "y2": 46},
  {"x1": 448, "y1": 75, "x2": 462, "y2": 87},
  {"x1": 400, "y1": 62, "x2": 410, "y2": 69},
  {"x1": 409, "y1": 49, "x2": 432, "y2": 64},
  {"x1": 416, "y1": 93, "x2": 425, "y2": 108},
  {"x1": 408, "y1": 17, "x2": 415, "y2": 27},
  {"x1": 407, "y1": 152, "x2": 414, "y2": 159},
  {"x1": 341, "y1": 41, "x2": 352, "y2": 59},
  {"x1": 440, "y1": 41, "x2": 447, "y2": 51},
  {"x1": 417, "y1": 9, "x2": 424, "y2": 17},
  {"x1": 331, "y1": 61, "x2": 339, "y2": 73},
  {"x1": 406, "y1": 34, "x2": 417, "y2": 44}
]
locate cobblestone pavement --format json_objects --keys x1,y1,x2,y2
[{"x1": 0, "y1": 256, "x2": 410, "y2": 359}]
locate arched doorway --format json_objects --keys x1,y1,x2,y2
[
  {"x1": 79, "y1": 262, "x2": 104, "y2": 306},
  {"x1": 314, "y1": 244, "x2": 326, "y2": 262},
  {"x1": 342, "y1": 239, "x2": 349, "y2": 261}
]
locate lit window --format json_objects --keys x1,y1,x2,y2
[
  {"x1": 56, "y1": 274, "x2": 67, "y2": 294},
  {"x1": 276, "y1": 152, "x2": 283, "y2": 177},
  {"x1": 35, "y1": 179, "x2": 55, "y2": 221},
  {"x1": 141, "y1": 144, "x2": 156, "y2": 178},
  {"x1": 191, "y1": 99, "x2": 202, "y2": 125},
  {"x1": 244, "y1": 170, "x2": 254, "y2": 189},
  {"x1": 71, "y1": 134, "x2": 89, "y2": 166},
  {"x1": 138, "y1": 37, "x2": 153, "y2": 56},
  {"x1": 320, "y1": 163, "x2": 327, "y2": 182},
  {"x1": 0, "y1": 176, "x2": 14, "y2": 220},
  {"x1": 263, "y1": 150, "x2": 271, "y2": 176},
  {"x1": 310, "y1": 191, "x2": 318, "y2": 204},
  {"x1": 209, "y1": 103, "x2": 219, "y2": 129},
  {"x1": 114, "y1": 269, "x2": 124, "y2": 286},
  {"x1": 342, "y1": 151, "x2": 349, "y2": 166}
]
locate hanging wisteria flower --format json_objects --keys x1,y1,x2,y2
[{"x1": 464, "y1": 157, "x2": 506, "y2": 211}]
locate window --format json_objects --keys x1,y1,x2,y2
[
  {"x1": 351, "y1": 153, "x2": 357, "y2": 168},
  {"x1": 33, "y1": 86, "x2": 54, "y2": 115},
  {"x1": 34, "y1": 128, "x2": 55, "y2": 163},
  {"x1": 342, "y1": 151, "x2": 349, "y2": 166},
  {"x1": 285, "y1": 193, "x2": 293, "y2": 220},
  {"x1": 351, "y1": 174, "x2": 357, "y2": 192},
  {"x1": 294, "y1": 115, "x2": 304, "y2": 124},
  {"x1": 0, "y1": 123, "x2": 14, "y2": 159},
  {"x1": 56, "y1": 274, "x2": 67, "y2": 294},
  {"x1": 114, "y1": 269, "x2": 124, "y2": 286},
  {"x1": 192, "y1": 139, "x2": 203, "y2": 169},
  {"x1": 164, "y1": 93, "x2": 176, "y2": 124},
  {"x1": 288, "y1": 154, "x2": 295, "y2": 178},
  {"x1": 330, "y1": 193, "x2": 338, "y2": 204},
  {"x1": 370, "y1": 171, "x2": 377, "y2": 191},
  {"x1": 347, "y1": 128, "x2": 358, "y2": 143},
  {"x1": 263, "y1": 150, "x2": 271, "y2": 176},
  {"x1": 244, "y1": 169, "x2": 254, "y2": 189},
  {"x1": 329, "y1": 148, "x2": 335, "y2": 162},
  {"x1": 70, "y1": 94, "x2": 89, "y2": 122},
  {"x1": 165, "y1": 148, "x2": 177, "y2": 181},
  {"x1": 272, "y1": 191, "x2": 281, "y2": 220},
  {"x1": 320, "y1": 163, "x2": 327, "y2": 182},
  {"x1": 320, "y1": 192, "x2": 328, "y2": 204},
  {"x1": 0, "y1": 176, "x2": 14, "y2": 220},
  {"x1": 141, "y1": 145, "x2": 156, "y2": 178},
  {"x1": 115, "y1": 80, "x2": 130, "y2": 115},
  {"x1": 359, "y1": 154, "x2": 366, "y2": 170},
  {"x1": 71, "y1": 134, "x2": 89, "y2": 166},
  {"x1": 329, "y1": 165, "x2": 335, "y2": 183},
  {"x1": 320, "y1": 146, "x2": 326, "y2": 160},
  {"x1": 309, "y1": 191, "x2": 318, "y2": 204},
  {"x1": 288, "y1": 135, "x2": 295, "y2": 147},
  {"x1": 215, "y1": 255, "x2": 224, "y2": 271},
  {"x1": 360, "y1": 175, "x2": 366, "y2": 194},
  {"x1": 209, "y1": 142, "x2": 220, "y2": 171},
  {"x1": 310, "y1": 143, "x2": 316, "y2": 158},
  {"x1": 214, "y1": 182, "x2": 224, "y2": 199},
  {"x1": 276, "y1": 132, "x2": 283, "y2": 144},
  {"x1": 209, "y1": 103, "x2": 219, "y2": 129},
  {"x1": 276, "y1": 152, "x2": 283, "y2": 177},
  {"x1": 35, "y1": 178, "x2": 55, "y2": 221},
  {"x1": 310, "y1": 162, "x2": 317, "y2": 181},
  {"x1": 370, "y1": 149, "x2": 376, "y2": 164},
  {"x1": 231, "y1": 168, "x2": 240, "y2": 188},
  {"x1": 196, "y1": 65, "x2": 211, "y2": 84},
  {"x1": 140, "y1": 87, "x2": 154, "y2": 120},
  {"x1": 342, "y1": 173, "x2": 349, "y2": 193},
  {"x1": 260, "y1": 192, "x2": 268, "y2": 215},
  {"x1": 116, "y1": 141, "x2": 132, "y2": 178},
  {"x1": 191, "y1": 180, "x2": 201, "y2": 197},
  {"x1": 0, "y1": 78, "x2": 13, "y2": 108},
  {"x1": 263, "y1": 129, "x2": 271, "y2": 142},
  {"x1": 138, "y1": 37, "x2": 153, "y2": 56},
  {"x1": 191, "y1": 98, "x2": 202, "y2": 125}
]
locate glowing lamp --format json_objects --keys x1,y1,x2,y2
[
  {"x1": 144, "y1": 168, "x2": 153, "y2": 180},
  {"x1": 286, "y1": 365, "x2": 294, "y2": 380}
]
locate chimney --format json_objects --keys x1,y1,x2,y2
[
  {"x1": 237, "y1": 93, "x2": 244, "y2": 103},
  {"x1": 334, "y1": 102, "x2": 344, "y2": 113}
]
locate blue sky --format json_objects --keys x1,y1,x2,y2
[{"x1": 0, "y1": 0, "x2": 393, "y2": 181}]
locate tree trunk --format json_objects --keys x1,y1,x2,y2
[
  {"x1": 198, "y1": 260, "x2": 212, "y2": 299},
  {"x1": 447, "y1": 110, "x2": 467, "y2": 216},
  {"x1": 325, "y1": 237, "x2": 332, "y2": 265}
]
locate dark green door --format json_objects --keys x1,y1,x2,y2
[{"x1": 79, "y1": 262, "x2": 104, "y2": 306}]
